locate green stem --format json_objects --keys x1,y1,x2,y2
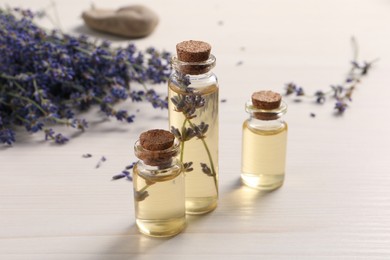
[
  {"x1": 0, "y1": 73, "x2": 24, "y2": 81},
  {"x1": 180, "y1": 140, "x2": 185, "y2": 162},
  {"x1": 50, "y1": 117, "x2": 70, "y2": 125},
  {"x1": 186, "y1": 119, "x2": 218, "y2": 193},
  {"x1": 92, "y1": 96, "x2": 115, "y2": 112},
  {"x1": 0, "y1": 75, "x2": 26, "y2": 93},
  {"x1": 138, "y1": 184, "x2": 151, "y2": 194},
  {"x1": 179, "y1": 118, "x2": 188, "y2": 162},
  {"x1": 7, "y1": 92, "x2": 47, "y2": 115},
  {"x1": 0, "y1": 100, "x2": 11, "y2": 107},
  {"x1": 16, "y1": 115, "x2": 29, "y2": 123},
  {"x1": 200, "y1": 137, "x2": 218, "y2": 192}
]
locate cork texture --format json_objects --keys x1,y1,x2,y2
[
  {"x1": 139, "y1": 129, "x2": 174, "y2": 151},
  {"x1": 176, "y1": 40, "x2": 211, "y2": 62},
  {"x1": 251, "y1": 91, "x2": 282, "y2": 110}
]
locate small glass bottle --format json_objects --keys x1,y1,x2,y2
[
  {"x1": 168, "y1": 40, "x2": 219, "y2": 215},
  {"x1": 133, "y1": 129, "x2": 185, "y2": 237},
  {"x1": 241, "y1": 91, "x2": 288, "y2": 190}
]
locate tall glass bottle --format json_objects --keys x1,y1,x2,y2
[
  {"x1": 241, "y1": 91, "x2": 288, "y2": 190},
  {"x1": 168, "y1": 40, "x2": 219, "y2": 215},
  {"x1": 133, "y1": 129, "x2": 185, "y2": 237}
]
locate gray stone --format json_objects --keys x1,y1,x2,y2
[{"x1": 82, "y1": 5, "x2": 159, "y2": 38}]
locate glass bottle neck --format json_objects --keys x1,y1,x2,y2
[
  {"x1": 247, "y1": 116, "x2": 285, "y2": 130},
  {"x1": 172, "y1": 70, "x2": 216, "y2": 82},
  {"x1": 171, "y1": 54, "x2": 216, "y2": 76},
  {"x1": 137, "y1": 157, "x2": 180, "y2": 171},
  {"x1": 134, "y1": 140, "x2": 180, "y2": 168},
  {"x1": 171, "y1": 71, "x2": 217, "y2": 90},
  {"x1": 170, "y1": 54, "x2": 217, "y2": 91},
  {"x1": 135, "y1": 158, "x2": 182, "y2": 182},
  {"x1": 245, "y1": 100, "x2": 287, "y2": 130}
]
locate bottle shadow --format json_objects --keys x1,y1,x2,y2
[
  {"x1": 96, "y1": 179, "x2": 279, "y2": 258},
  {"x1": 219, "y1": 178, "x2": 279, "y2": 214},
  {"x1": 96, "y1": 223, "x2": 182, "y2": 259},
  {"x1": 230, "y1": 177, "x2": 276, "y2": 197},
  {"x1": 185, "y1": 178, "x2": 278, "y2": 230},
  {"x1": 185, "y1": 206, "x2": 217, "y2": 227}
]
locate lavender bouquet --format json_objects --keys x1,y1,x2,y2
[{"x1": 0, "y1": 8, "x2": 171, "y2": 145}]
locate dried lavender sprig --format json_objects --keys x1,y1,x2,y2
[
  {"x1": 112, "y1": 162, "x2": 136, "y2": 181},
  {"x1": 0, "y1": 8, "x2": 171, "y2": 146},
  {"x1": 284, "y1": 37, "x2": 377, "y2": 114},
  {"x1": 112, "y1": 170, "x2": 132, "y2": 181},
  {"x1": 170, "y1": 76, "x2": 218, "y2": 193},
  {"x1": 95, "y1": 156, "x2": 106, "y2": 168}
]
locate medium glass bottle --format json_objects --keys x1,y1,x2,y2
[
  {"x1": 241, "y1": 91, "x2": 288, "y2": 190},
  {"x1": 168, "y1": 40, "x2": 219, "y2": 214},
  {"x1": 133, "y1": 129, "x2": 185, "y2": 237}
]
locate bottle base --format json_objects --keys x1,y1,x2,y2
[
  {"x1": 185, "y1": 196, "x2": 218, "y2": 215},
  {"x1": 136, "y1": 217, "x2": 186, "y2": 237},
  {"x1": 241, "y1": 173, "x2": 284, "y2": 191}
]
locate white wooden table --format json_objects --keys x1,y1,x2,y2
[{"x1": 1, "y1": 0, "x2": 390, "y2": 259}]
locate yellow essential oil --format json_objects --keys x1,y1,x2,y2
[
  {"x1": 241, "y1": 91, "x2": 288, "y2": 190},
  {"x1": 132, "y1": 129, "x2": 185, "y2": 237},
  {"x1": 168, "y1": 83, "x2": 218, "y2": 214},
  {"x1": 133, "y1": 162, "x2": 185, "y2": 237},
  {"x1": 241, "y1": 121, "x2": 287, "y2": 190},
  {"x1": 168, "y1": 40, "x2": 219, "y2": 214}
]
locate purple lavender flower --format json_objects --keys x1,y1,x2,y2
[
  {"x1": 125, "y1": 163, "x2": 136, "y2": 170},
  {"x1": 71, "y1": 119, "x2": 88, "y2": 131},
  {"x1": 334, "y1": 100, "x2": 348, "y2": 114},
  {"x1": 112, "y1": 170, "x2": 132, "y2": 181},
  {"x1": 44, "y1": 128, "x2": 55, "y2": 141},
  {"x1": 285, "y1": 83, "x2": 297, "y2": 95},
  {"x1": 285, "y1": 82, "x2": 305, "y2": 96},
  {"x1": 111, "y1": 85, "x2": 128, "y2": 100},
  {"x1": 145, "y1": 89, "x2": 168, "y2": 109},
  {"x1": 54, "y1": 133, "x2": 69, "y2": 144},
  {"x1": 0, "y1": 128, "x2": 16, "y2": 145},
  {"x1": 26, "y1": 121, "x2": 44, "y2": 133},
  {"x1": 114, "y1": 110, "x2": 135, "y2": 123},
  {"x1": 130, "y1": 91, "x2": 145, "y2": 102},
  {"x1": 296, "y1": 87, "x2": 305, "y2": 96},
  {"x1": 112, "y1": 162, "x2": 135, "y2": 181},
  {"x1": 314, "y1": 91, "x2": 326, "y2": 104},
  {"x1": 95, "y1": 156, "x2": 107, "y2": 168}
]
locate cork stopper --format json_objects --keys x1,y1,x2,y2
[
  {"x1": 251, "y1": 91, "x2": 282, "y2": 120},
  {"x1": 140, "y1": 129, "x2": 174, "y2": 151},
  {"x1": 252, "y1": 91, "x2": 282, "y2": 110},
  {"x1": 136, "y1": 129, "x2": 177, "y2": 167},
  {"x1": 175, "y1": 40, "x2": 213, "y2": 75},
  {"x1": 176, "y1": 40, "x2": 211, "y2": 62}
]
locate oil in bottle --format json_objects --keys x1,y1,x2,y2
[
  {"x1": 241, "y1": 91, "x2": 288, "y2": 190},
  {"x1": 133, "y1": 129, "x2": 185, "y2": 237},
  {"x1": 168, "y1": 40, "x2": 219, "y2": 214}
]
